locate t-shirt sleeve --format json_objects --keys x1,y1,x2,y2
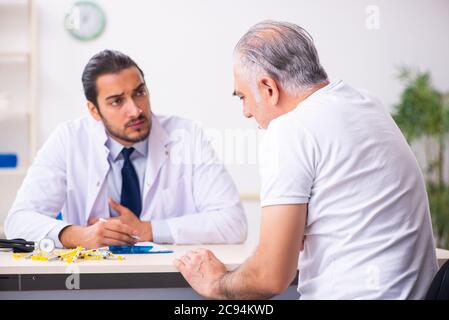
[{"x1": 259, "y1": 118, "x2": 316, "y2": 207}]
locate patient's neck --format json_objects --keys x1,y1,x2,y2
[{"x1": 282, "y1": 81, "x2": 330, "y2": 113}]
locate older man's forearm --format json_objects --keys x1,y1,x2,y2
[{"x1": 214, "y1": 260, "x2": 281, "y2": 300}]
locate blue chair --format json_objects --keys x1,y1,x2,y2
[{"x1": 426, "y1": 259, "x2": 449, "y2": 300}]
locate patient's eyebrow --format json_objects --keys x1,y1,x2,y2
[{"x1": 233, "y1": 90, "x2": 244, "y2": 97}]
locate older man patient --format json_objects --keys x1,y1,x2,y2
[{"x1": 175, "y1": 20, "x2": 438, "y2": 300}]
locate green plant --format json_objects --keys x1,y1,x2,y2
[{"x1": 392, "y1": 67, "x2": 449, "y2": 248}]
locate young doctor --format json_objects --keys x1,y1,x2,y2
[{"x1": 5, "y1": 50, "x2": 247, "y2": 249}]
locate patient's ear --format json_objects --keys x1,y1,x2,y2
[
  {"x1": 258, "y1": 76, "x2": 280, "y2": 106},
  {"x1": 87, "y1": 101, "x2": 101, "y2": 121}
]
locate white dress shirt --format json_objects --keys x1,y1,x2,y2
[{"x1": 105, "y1": 135, "x2": 173, "y2": 242}]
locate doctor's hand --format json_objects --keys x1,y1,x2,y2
[
  {"x1": 106, "y1": 198, "x2": 153, "y2": 242},
  {"x1": 174, "y1": 249, "x2": 227, "y2": 299},
  {"x1": 59, "y1": 218, "x2": 139, "y2": 249}
]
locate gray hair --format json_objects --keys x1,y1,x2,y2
[{"x1": 234, "y1": 20, "x2": 328, "y2": 96}]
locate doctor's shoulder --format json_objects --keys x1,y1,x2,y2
[
  {"x1": 44, "y1": 117, "x2": 97, "y2": 148},
  {"x1": 156, "y1": 114, "x2": 215, "y2": 162},
  {"x1": 30, "y1": 117, "x2": 91, "y2": 166},
  {"x1": 156, "y1": 113, "x2": 207, "y2": 141},
  {"x1": 156, "y1": 113, "x2": 199, "y2": 132},
  {"x1": 48, "y1": 117, "x2": 91, "y2": 135}
]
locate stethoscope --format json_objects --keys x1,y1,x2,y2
[{"x1": 0, "y1": 238, "x2": 55, "y2": 253}]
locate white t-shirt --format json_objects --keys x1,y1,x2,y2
[{"x1": 259, "y1": 80, "x2": 438, "y2": 299}]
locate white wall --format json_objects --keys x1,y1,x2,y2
[
  {"x1": 34, "y1": 0, "x2": 449, "y2": 195},
  {"x1": 1, "y1": 0, "x2": 449, "y2": 232}
]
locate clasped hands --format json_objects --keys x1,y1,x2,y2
[{"x1": 59, "y1": 197, "x2": 152, "y2": 249}]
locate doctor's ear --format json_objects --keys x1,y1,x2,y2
[
  {"x1": 87, "y1": 101, "x2": 102, "y2": 121},
  {"x1": 258, "y1": 76, "x2": 280, "y2": 106}
]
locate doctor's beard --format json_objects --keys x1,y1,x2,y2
[{"x1": 102, "y1": 114, "x2": 151, "y2": 144}]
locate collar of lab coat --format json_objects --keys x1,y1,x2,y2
[
  {"x1": 85, "y1": 114, "x2": 172, "y2": 220},
  {"x1": 105, "y1": 134, "x2": 148, "y2": 162},
  {"x1": 143, "y1": 114, "x2": 172, "y2": 197}
]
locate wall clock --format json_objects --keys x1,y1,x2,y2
[{"x1": 64, "y1": 1, "x2": 106, "y2": 41}]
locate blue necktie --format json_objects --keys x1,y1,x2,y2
[{"x1": 120, "y1": 147, "x2": 142, "y2": 217}]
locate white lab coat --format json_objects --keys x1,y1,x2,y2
[{"x1": 5, "y1": 114, "x2": 247, "y2": 245}]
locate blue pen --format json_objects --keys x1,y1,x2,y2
[
  {"x1": 108, "y1": 245, "x2": 174, "y2": 254},
  {"x1": 108, "y1": 245, "x2": 154, "y2": 254}
]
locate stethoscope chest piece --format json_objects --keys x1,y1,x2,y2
[{"x1": 38, "y1": 238, "x2": 55, "y2": 253}]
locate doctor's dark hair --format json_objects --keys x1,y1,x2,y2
[{"x1": 81, "y1": 49, "x2": 145, "y2": 108}]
